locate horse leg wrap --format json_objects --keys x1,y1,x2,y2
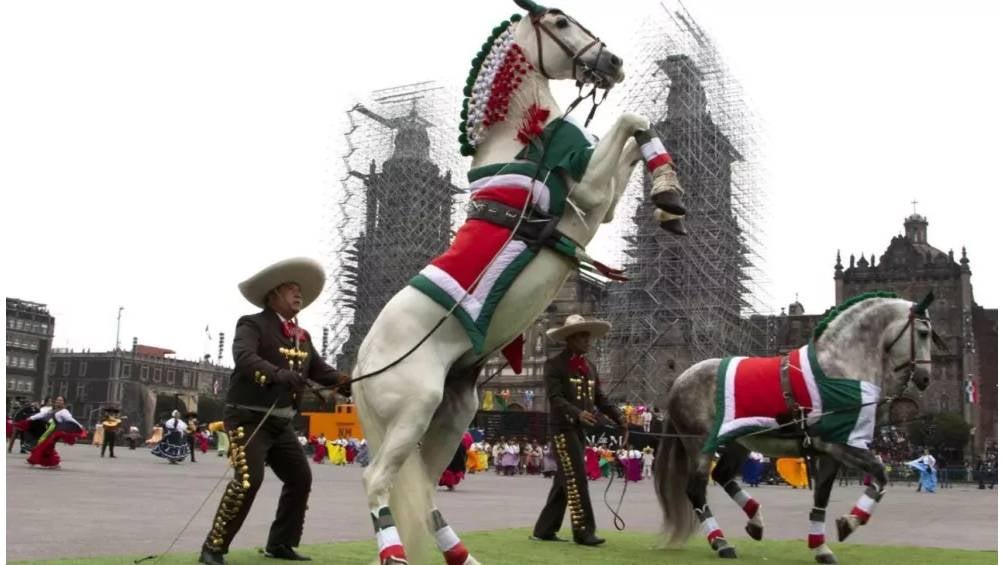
[
  {"x1": 807, "y1": 508, "x2": 826, "y2": 549},
  {"x1": 431, "y1": 509, "x2": 469, "y2": 565},
  {"x1": 634, "y1": 129, "x2": 685, "y2": 215},
  {"x1": 696, "y1": 506, "x2": 734, "y2": 557},
  {"x1": 372, "y1": 506, "x2": 406, "y2": 563},
  {"x1": 724, "y1": 480, "x2": 763, "y2": 540},
  {"x1": 850, "y1": 484, "x2": 881, "y2": 525}
]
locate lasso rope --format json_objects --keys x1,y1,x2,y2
[{"x1": 134, "y1": 398, "x2": 279, "y2": 564}]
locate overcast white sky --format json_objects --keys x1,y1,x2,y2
[{"x1": 3, "y1": 0, "x2": 1001, "y2": 364}]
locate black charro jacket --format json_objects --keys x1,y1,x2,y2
[
  {"x1": 225, "y1": 308, "x2": 341, "y2": 410},
  {"x1": 544, "y1": 349, "x2": 624, "y2": 430}
]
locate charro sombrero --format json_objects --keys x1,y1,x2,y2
[
  {"x1": 546, "y1": 314, "x2": 611, "y2": 342},
  {"x1": 238, "y1": 257, "x2": 325, "y2": 310}
]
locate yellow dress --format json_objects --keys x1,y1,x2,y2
[
  {"x1": 333, "y1": 443, "x2": 347, "y2": 465},
  {"x1": 326, "y1": 441, "x2": 338, "y2": 462},
  {"x1": 477, "y1": 450, "x2": 489, "y2": 472},
  {"x1": 466, "y1": 446, "x2": 480, "y2": 472}
]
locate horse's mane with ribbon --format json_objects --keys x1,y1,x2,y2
[{"x1": 459, "y1": 13, "x2": 524, "y2": 156}]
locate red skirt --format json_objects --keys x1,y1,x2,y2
[{"x1": 27, "y1": 430, "x2": 79, "y2": 468}]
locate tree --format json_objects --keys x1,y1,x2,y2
[{"x1": 908, "y1": 413, "x2": 972, "y2": 461}]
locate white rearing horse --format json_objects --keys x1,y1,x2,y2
[{"x1": 352, "y1": 2, "x2": 685, "y2": 564}]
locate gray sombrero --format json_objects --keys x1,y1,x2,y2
[
  {"x1": 546, "y1": 314, "x2": 612, "y2": 342},
  {"x1": 238, "y1": 257, "x2": 325, "y2": 310}
]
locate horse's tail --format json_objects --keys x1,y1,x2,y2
[
  {"x1": 653, "y1": 414, "x2": 698, "y2": 547},
  {"x1": 354, "y1": 380, "x2": 433, "y2": 562}
]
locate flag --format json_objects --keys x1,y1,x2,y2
[
  {"x1": 205, "y1": 325, "x2": 212, "y2": 341},
  {"x1": 965, "y1": 378, "x2": 979, "y2": 405}
]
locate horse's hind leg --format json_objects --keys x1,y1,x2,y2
[
  {"x1": 712, "y1": 443, "x2": 765, "y2": 541},
  {"x1": 418, "y1": 369, "x2": 482, "y2": 565},
  {"x1": 688, "y1": 450, "x2": 737, "y2": 558},
  {"x1": 805, "y1": 454, "x2": 841, "y2": 564},
  {"x1": 360, "y1": 368, "x2": 449, "y2": 564},
  {"x1": 822, "y1": 443, "x2": 887, "y2": 543}
]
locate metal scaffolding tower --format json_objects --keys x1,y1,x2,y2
[
  {"x1": 329, "y1": 82, "x2": 467, "y2": 370},
  {"x1": 599, "y1": 2, "x2": 769, "y2": 403}
]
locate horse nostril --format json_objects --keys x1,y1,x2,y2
[{"x1": 610, "y1": 55, "x2": 622, "y2": 67}]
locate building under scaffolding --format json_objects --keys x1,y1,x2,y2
[
  {"x1": 599, "y1": 3, "x2": 768, "y2": 404},
  {"x1": 329, "y1": 82, "x2": 466, "y2": 371}
]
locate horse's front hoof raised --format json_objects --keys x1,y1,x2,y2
[
  {"x1": 745, "y1": 522, "x2": 763, "y2": 541},
  {"x1": 652, "y1": 190, "x2": 686, "y2": 216},
  {"x1": 660, "y1": 218, "x2": 688, "y2": 235}
]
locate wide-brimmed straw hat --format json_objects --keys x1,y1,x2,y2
[
  {"x1": 546, "y1": 314, "x2": 611, "y2": 342},
  {"x1": 238, "y1": 257, "x2": 325, "y2": 310}
]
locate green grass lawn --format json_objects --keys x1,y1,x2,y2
[{"x1": 15, "y1": 528, "x2": 996, "y2": 565}]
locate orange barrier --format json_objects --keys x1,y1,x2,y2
[{"x1": 302, "y1": 404, "x2": 363, "y2": 440}]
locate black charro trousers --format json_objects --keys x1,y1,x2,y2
[
  {"x1": 203, "y1": 407, "x2": 312, "y2": 553},
  {"x1": 533, "y1": 428, "x2": 597, "y2": 539}
]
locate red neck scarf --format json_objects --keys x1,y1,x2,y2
[
  {"x1": 568, "y1": 354, "x2": 590, "y2": 376},
  {"x1": 281, "y1": 319, "x2": 308, "y2": 342}
]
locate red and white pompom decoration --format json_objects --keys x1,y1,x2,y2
[{"x1": 466, "y1": 26, "x2": 534, "y2": 150}]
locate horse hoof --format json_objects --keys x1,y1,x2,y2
[
  {"x1": 745, "y1": 522, "x2": 763, "y2": 541},
  {"x1": 835, "y1": 517, "x2": 853, "y2": 542},
  {"x1": 652, "y1": 190, "x2": 686, "y2": 216},
  {"x1": 660, "y1": 218, "x2": 688, "y2": 235},
  {"x1": 382, "y1": 558, "x2": 408, "y2": 565},
  {"x1": 463, "y1": 556, "x2": 482, "y2": 565},
  {"x1": 815, "y1": 553, "x2": 838, "y2": 564},
  {"x1": 717, "y1": 546, "x2": 737, "y2": 559}
]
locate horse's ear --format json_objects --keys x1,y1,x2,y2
[
  {"x1": 514, "y1": 0, "x2": 547, "y2": 16},
  {"x1": 913, "y1": 290, "x2": 935, "y2": 316}
]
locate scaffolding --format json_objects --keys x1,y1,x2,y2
[
  {"x1": 328, "y1": 82, "x2": 467, "y2": 370},
  {"x1": 598, "y1": 2, "x2": 769, "y2": 404}
]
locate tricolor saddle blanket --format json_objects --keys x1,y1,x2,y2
[
  {"x1": 409, "y1": 119, "x2": 594, "y2": 356},
  {"x1": 703, "y1": 344, "x2": 880, "y2": 454}
]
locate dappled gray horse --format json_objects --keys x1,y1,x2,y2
[{"x1": 653, "y1": 292, "x2": 935, "y2": 563}]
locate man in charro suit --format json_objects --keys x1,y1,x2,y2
[
  {"x1": 199, "y1": 257, "x2": 351, "y2": 565},
  {"x1": 532, "y1": 315, "x2": 628, "y2": 547}
]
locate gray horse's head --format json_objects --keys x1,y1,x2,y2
[
  {"x1": 513, "y1": 0, "x2": 625, "y2": 88},
  {"x1": 883, "y1": 292, "x2": 936, "y2": 391}
]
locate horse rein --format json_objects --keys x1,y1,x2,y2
[
  {"x1": 529, "y1": 10, "x2": 611, "y2": 90},
  {"x1": 884, "y1": 308, "x2": 932, "y2": 395}
]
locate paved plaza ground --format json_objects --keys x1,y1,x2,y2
[{"x1": 6, "y1": 445, "x2": 998, "y2": 561}]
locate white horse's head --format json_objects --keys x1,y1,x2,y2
[
  {"x1": 511, "y1": 0, "x2": 625, "y2": 88},
  {"x1": 881, "y1": 293, "x2": 935, "y2": 392},
  {"x1": 814, "y1": 293, "x2": 936, "y2": 394}
]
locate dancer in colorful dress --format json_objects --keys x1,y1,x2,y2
[
  {"x1": 209, "y1": 421, "x2": 229, "y2": 457},
  {"x1": 439, "y1": 431, "x2": 474, "y2": 490},
  {"x1": 311, "y1": 433, "x2": 327, "y2": 464},
  {"x1": 11, "y1": 398, "x2": 50, "y2": 454},
  {"x1": 585, "y1": 444, "x2": 602, "y2": 480},
  {"x1": 20, "y1": 396, "x2": 85, "y2": 468},
  {"x1": 356, "y1": 438, "x2": 370, "y2": 467},
  {"x1": 151, "y1": 410, "x2": 190, "y2": 464}
]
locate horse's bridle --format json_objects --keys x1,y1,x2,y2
[
  {"x1": 884, "y1": 307, "x2": 933, "y2": 394},
  {"x1": 529, "y1": 10, "x2": 610, "y2": 87}
]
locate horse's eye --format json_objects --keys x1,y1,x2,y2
[
  {"x1": 555, "y1": 17, "x2": 570, "y2": 29},
  {"x1": 918, "y1": 328, "x2": 930, "y2": 338}
]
